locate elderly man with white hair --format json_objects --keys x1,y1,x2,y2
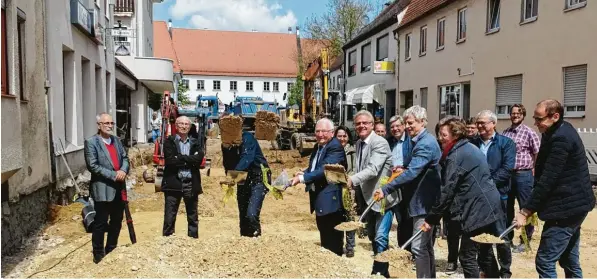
[
  {"x1": 290, "y1": 118, "x2": 347, "y2": 256},
  {"x1": 161, "y1": 116, "x2": 205, "y2": 239},
  {"x1": 373, "y1": 105, "x2": 441, "y2": 278},
  {"x1": 471, "y1": 109, "x2": 515, "y2": 278}
]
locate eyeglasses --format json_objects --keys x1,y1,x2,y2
[
  {"x1": 476, "y1": 121, "x2": 492, "y2": 127},
  {"x1": 315, "y1": 129, "x2": 332, "y2": 134},
  {"x1": 355, "y1": 121, "x2": 372, "y2": 127},
  {"x1": 533, "y1": 115, "x2": 551, "y2": 122},
  {"x1": 98, "y1": 122, "x2": 115, "y2": 126},
  {"x1": 176, "y1": 122, "x2": 191, "y2": 126}
]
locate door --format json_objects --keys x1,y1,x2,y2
[{"x1": 385, "y1": 89, "x2": 396, "y2": 129}]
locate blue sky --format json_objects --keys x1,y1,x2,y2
[{"x1": 153, "y1": 0, "x2": 329, "y2": 33}]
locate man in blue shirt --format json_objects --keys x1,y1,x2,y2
[{"x1": 471, "y1": 110, "x2": 515, "y2": 278}]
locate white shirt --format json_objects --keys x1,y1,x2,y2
[{"x1": 101, "y1": 136, "x2": 112, "y2": 145}]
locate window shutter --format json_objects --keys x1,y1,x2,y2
[
  {"x1": 496, "y1": 75, "x2": 523, "y2": 105},
  {"x1": 563, "y1": 65, "x2": 587, "y2": 106}
]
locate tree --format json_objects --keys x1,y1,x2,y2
[
  {"x1": 177, "y1": 81, "x2": 191, "y2": 106},
  {"x1": 287, "y1": 74, "x2": 304, "y2": 107},
  {"x1": 147, "y1": 81, "x2": 192, "y2": 111},
  {"x1": 304, "y1": 0, "x2": 373, "y2": 58}
]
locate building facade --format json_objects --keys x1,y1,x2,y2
[
  {"x1": 113, "y1": 0, "x2": 174, "y2": 144},
  {"x1": 1, "y1": 0, "x2": 52, "y2": 254},
  {"x1": 342, "y1": 0, "x2": 408, "y2": 128},
  {"x1": 395, "y1": 0, "x2": 596, "y2": 131}
]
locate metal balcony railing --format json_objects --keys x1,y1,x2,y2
[{"x1": 114, "y1": 0, "x2": 134, "y2": 13}]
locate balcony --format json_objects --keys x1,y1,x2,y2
[
  {"x1": 117, "y1": 56, "x2": 174, "y2": 92},
  {"x1": 114, "y1": 0, "x2": 134, "y2": 15}
]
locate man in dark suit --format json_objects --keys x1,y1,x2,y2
[
  {"x1": 84, "y1": 112, "x2": 130, "y2": 264},
  {"x1": 515, "y1": 99, "x2": 595, "y2": 278},
  {"x1": 162, "y1": 116, "x2": 205, "y2": 239},
  {"x1": 290, "y1": 118, "x2": 347, "y2": 256}
]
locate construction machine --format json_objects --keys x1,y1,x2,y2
[{"x1": 152, "y1": 92, "x2": 211, "y2": 191}]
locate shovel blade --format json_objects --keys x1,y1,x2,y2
[{"x1": 324, "y1": 164, "x2": 348, "y2": 185}]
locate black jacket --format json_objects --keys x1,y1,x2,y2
[
  {"x1": 426, "y1": 139, "x2": 503, "y2": 234},
  {"x1": 524, "y1": 120, "x2": 595, "y2": 220},
  {"x1": 162, "y1": 135, "x2": 205, "y2": 195}
]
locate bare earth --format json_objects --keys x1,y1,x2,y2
[{"x1": 2, "y1": 139, "x2": 596, "y2": 278}]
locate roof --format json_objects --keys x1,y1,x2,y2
[
  {"x1": 153, "y1": 22, "x2": 328, "y2": 78},
  {"x1": 330, "y1": 56, "x2": 343, "y2": 71},
  {"x1": 396, "y1": 0, "x2": 452, "y2": 30},
  {"x1": 343, "y1": 0, "x2": 410, "y2": 50},
  {"x1": 153, "y1": 21, "x2": 181, "y2": 72}
]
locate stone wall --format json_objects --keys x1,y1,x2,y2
[{"x1": 1, "y1": 187, "x2": 50, "y2": 255}]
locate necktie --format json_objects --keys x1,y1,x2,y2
[{"x1": 359, "y1": 141, "x2": 365, "y2": 170}]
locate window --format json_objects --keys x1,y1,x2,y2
[
  {"x1": 376, "y1": 34, "x2": 389, "y2": 61},
  {"x1": 17, "y1": 12, "x2": 26, "y2": 100},
  {"x1": 437, "y1": 18, "x2": 445, "y2": 50},
  {"x1": 230, "y1": 81, "x2": 237, "y2": 91},
  {"x1": 1, "y1": 7, "x2": 9, "y2": 96},
  {"x1": 457, "y1": 8, "x2": 467, "y2": 41},
  {"x1": 348, "y1": 50, "x2": 357, "y2": 76},
  {"x1": 419, "y1": 26, "x2": 427, "y2": 56},
  {"x1": 361, "y1": 43, "x2": 371, "y2": 72},
  {"x1": 563, "y1": 65, "x2": 587, "y2": 116},
  {"x1": 213, "y1": 80, "x2": 221, "y2": 90},
  {"x1": 273, "y1": 82, "x2": 279, "y2": 91},
  {"x1": 404, "y1": 33, "x2": 412, "y2": 60},
  {"x1": 566, "y1": 0, "x2": 587, "y2": 10},
  {"x1": 246, "y1": 81, "x2": 253, "y2": 91},
  {"x1": 181, "y1": 79, "x2": 189, "y2": 89},
  {"x1": 495, "y1": 75, "x2": 523, "y2": 116},
  {"x1": 288, "y1": 82, "x2": 294, "y2": 90},
  {"x1": 197, "y1": 80, "x2": 205, "y2": 90},
  {"x1": 522, "y1": 0, "x2": 538, "y2": 21},
  {"x1": 420, "y1": 88, "x2": 428, "y2": 109},
  {"x1": 264, "y1": 81, "x2": 270, "y2": 91},
  {"x1": 487, "y1": 0, "x2": 501, "y2": 32}
]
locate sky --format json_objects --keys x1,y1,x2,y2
[
  {"x1": 153, "y1": 0, "x2": 327, "y2": 33},
  {"x1": 153, "y1": 0, "x2": 388, "y2": 34}
]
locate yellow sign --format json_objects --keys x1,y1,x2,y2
[{"x1": 374, "y1": 61, "x2": 395, "y2": 74}]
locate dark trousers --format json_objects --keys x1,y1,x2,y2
[
  {"x1": 315, "y1": 210, "x2": 345, "y2": 256},
  {"x1": 163, "y1": 190, "x2": 199, "y2": 238},
  {"x1": 237, "y1": 176, "x2": 268, "y2": 237},
  {"x1": 460, "y1": 222, "x2": 501, "y2": 278},
  {"x1": 394, "y1": 204, "x2": 413, "y2": 253},
  {"x1": 536, "y1": 213, "x2": 587, "y2": 278},
  {"x1": 445, "y1": 219, "x2": 462, "y2": 264},
  {"x1": 510, "y1": 170, "x2": 535, "y2": 243},
  {"x1": 483, "y1": 200, "x2": 512, "y2": 278},
  {"x1": 92, "y1": 193, "x2": 124, "y2": 256}
]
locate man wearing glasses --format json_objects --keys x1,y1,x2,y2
[
  {"x1": 471, "y1": 110, "x2": 515, "y2": 278},
  {"x1": 289, "y1": 118, "x2": 347, "y2": 256},
  {"x1": 161, "y1": 116, "x2": 205, "y2": 239},
  {"x1": 84, "y1": 113, "x2": 130, "y2": 263},
  {"x1": 502, "y1": 104, "x2": 540, "y2": 253},
  {"x1": 515, "y1": 100, "x2": 594, "y2": 278}
]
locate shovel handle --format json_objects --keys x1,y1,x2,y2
[
  {"x1": 499, "y1": 223, "x2": 517, "y2": 240},
  {"x1": 401, "y1": 228, "x2": 424, "y2": 250},
  {"x1": 358, "y1": 200, "x2": 378, "y2": 223}
]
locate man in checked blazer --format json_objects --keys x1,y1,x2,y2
[
  {"x1": 348, "y1": 110, "x2": 399, "y2": 278},
  {"x1": 84, "y1": 112, "x2": 130, "y2": 264}
]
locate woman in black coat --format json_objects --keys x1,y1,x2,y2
[{"x1": 422, "y1": 116, "x2": 505, "y2": 278}]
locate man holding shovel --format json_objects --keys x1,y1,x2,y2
[
  {"x1": 347, "y1": 110, "x2": 398, "y2": 278},
  {"x1": 289, "y1": 118, "x2": 347, "y2": 256},
  {"x1": 84, "y1": 113, "x2": 130, "y2": 264}
]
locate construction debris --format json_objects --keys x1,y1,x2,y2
[{"x1": 220, "y1": 115, "x2": 243, "y2": 147}]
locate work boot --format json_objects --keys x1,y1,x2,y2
[
  {"x1": 346, "y1": 250, "x2": 354, "y2": 258},
  {"x1": 445, "y1": 262, "x2": 457, "y2": 274},
  {"x1": 93, "y1": 252, "x2": 105, "y2": 264},
  {"x1": 105, "y1": 245, "x2": 116, "y2": 255},
  {"x1": 371, "y1": 261, "x2": 391, "y2": 278}
]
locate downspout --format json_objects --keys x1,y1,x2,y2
[
  {"x1": 43, "y1": 0, "x2": 57, "y2": 199},
  {"x1": 394, "y1": 29, "x2": 400, "y2": 116}
]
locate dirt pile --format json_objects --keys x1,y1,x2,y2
[
  {"x1": 255, "y1": 111, "x2": 280, "y2": 141},
  {"x1": 35, "y1": 235, "x2": 369, "y2": 278},
  {"x1": 128, "y1": 145, "x2": 154, "y2": 168},
  {"x1": 220, "y1": 115, "x2": 243, "y2": 147}
]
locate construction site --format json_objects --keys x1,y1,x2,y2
[{"x1": 1, "y1": 137, "x2": 597, "y2": 278}]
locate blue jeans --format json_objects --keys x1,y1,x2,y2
[
  {"x1": 236, "y1": 174, "x2": 268, "y2": 237},
  {"x1": 536, "y1": 213, "x2": 587, "y2": 278},
  {"x1": 152, "y1": 129, "x2": 160, "y2": 142},
  {"x1": 511, "y1": 170, "x2": 535, "y2": 242},
  {"x1": 367, "y1": 209, "x2": 393, "y2": 277}
]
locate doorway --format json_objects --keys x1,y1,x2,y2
[{"x1": 399, "y1": 90, "x2": 414, "y2": 114}]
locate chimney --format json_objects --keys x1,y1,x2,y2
[
  {"x1": 295, "y1": 26, "x2": 300, "y2": 38},
  {"x1": 288, "y1": 27, "x2": 292, "y2": 34},
  {"x1": 168, "y1": 19, "x2": 172, "y2": 37}
]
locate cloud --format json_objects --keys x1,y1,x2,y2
[{"x1": 169, "y1": 0, "x2": 297, "y2": 33}]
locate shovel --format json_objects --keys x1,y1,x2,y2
[
  {"x1": 334, "y1": 198, "x2": 381, "y2": 232},
  {"x1": 324, "y1": 164, "x2": 348, "y2": 185}
]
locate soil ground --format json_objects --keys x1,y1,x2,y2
[{"x1": 2, "y1": 139, "x2": 597, "y2": 278}]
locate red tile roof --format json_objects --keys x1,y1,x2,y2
[
  {"x1": 153, "y1": 21, "x2": 181, "y2": 72},
  {"x1": 398, "y1": 0, "x2": 451, "y2": 29},
  {"x1": 153, "y1": 21, "x2": 328, "y2": 78}
]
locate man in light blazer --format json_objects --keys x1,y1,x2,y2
[
  {"x1": 84, "y1": 113, "x2": 130, "y2": 264},
  {"x1": 290, "y1": 118, "x2": 347, "y2": 256},
  {"x1": 347, "y1": 110, "x2": 399, "y2": 278}
]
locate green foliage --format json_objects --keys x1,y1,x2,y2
[
  {"x1": 304, "y1": 0, "x2": 373, "y2": 58},
  {"x1": 147, "y1": 80, "x2": 192, "y2": 111},
  {"x1": 177, "y1": 81, "x2": 191, "y2": 106},
  {"x1": 148, "y1": 92, "x2": 162, "y2": 111},
  {"x1": 287, "y1": 74, "x2": 304, "y2": 107}
]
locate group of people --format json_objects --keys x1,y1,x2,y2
[{"x1": 84, "y1": 99, "x2": 594, "y2": 279}]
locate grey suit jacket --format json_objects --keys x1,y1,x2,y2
[
  {"x1": 84, "y1": 134, "x2": 130, "y2": 202},
  {"x1": 352, "y1": 132, "x2": 401, "y2": 212}
]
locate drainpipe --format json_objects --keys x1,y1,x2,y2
[
  {"x1": 43, "y1": 0, "x2": 57, "y2": 201},
  {"x1": 393, "y1": 29, "x2": 400, "y2": 116}
]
